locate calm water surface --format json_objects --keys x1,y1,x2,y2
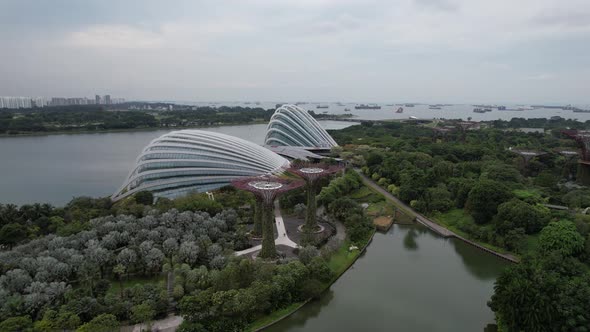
[
  {"x1": 267, "y1": 224, "x2": 507, "y2": 332},
  {"x1": 0, "y1": 121, "x2": 354, "y2": 205}
]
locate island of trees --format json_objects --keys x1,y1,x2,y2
[{"x1": 0, "y1": 104, "x2": 352, "y2": 136}]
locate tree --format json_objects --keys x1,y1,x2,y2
[
  {"x1": 117, "y1": 248, "x2": 137, "y2": 279},
  {"x1": 134, "y1": 191, "x2": 154, "y2": 205},
  {"x1": 113, "y1": 264, "x2": 126, "y2": 297},
  {"x1": 0, "y1": 223, "x2": 28, "y2": 249},
  {"x1": 466, "y1": 180, "x2": 512, "y2": 224},
  {"x1": 144, "y1": 248, "x2": 165, "y2": 275},
  {"x1": 0, "y1": 315, "x2": 33, "y2": 332},
  {"x1": 298, "y1": 246, "x2": 319, "y2": 265},
  {"x1": 178, "y1": 241, "x2": 200, "y2": 267},
  {"x1": 130, "y1": 301, "x2": 155, "y2": 325},
  {"x1": 539, "y1": 220, "x2": 585, "y2": 256},
  {"x1": 1, "y1": 269, "x2": 32, "y2": 293},
  {"x1": 76, "y1": 314, "x2": 119, "y2": 332},
  {"x1": 495, "y1": 199, "x2": 550, "y2": 235},
  {"x1": 490, "y1": 254, "x2": 590, "y2": 332},
  {"x1": 162, "y1": 238, "x2": 179, "y2": 263},
  {"x1": 54, "y1": 309, "x2": 81, "y2": 331}
]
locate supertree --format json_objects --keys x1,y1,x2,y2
[
  {"x1": 288, "y1": 162, "x2": 344, "y2": 235},
  {"x1": 232, "y1": 176, "x2": 304, "y2": 259}
]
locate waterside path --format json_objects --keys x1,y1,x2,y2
[{"x1": 355, "y1": 169, "x2": 519, "y2": 263}]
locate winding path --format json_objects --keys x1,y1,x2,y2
[
  {"x1": 235, "y1": 200, "x2": 298, "y2": 256},
  {"x1": 354, "y1": 169, "x2": 519, "y2": 263}
]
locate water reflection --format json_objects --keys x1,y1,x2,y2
[
  {"x1": 403, "y1": 228, "x2": 419, "y2": 250},
  {"x1": 267, "y1": 224, "x2": 507, "y2": 332},
  {"x1": 451, "y1": 239, "x2": 508, "y2": 281}
]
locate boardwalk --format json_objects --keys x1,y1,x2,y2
[{"x1": 355, "y1": 169, "x2": 519, "y2": 263}]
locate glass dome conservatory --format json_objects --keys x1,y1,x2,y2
[
  {"x1": 112, "y1": 130, "x2": 289, "y2": 201},
  {"x1": 264, "y1": 104, "x2": 338, "y2": 148}
]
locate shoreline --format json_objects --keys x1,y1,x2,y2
[
  {"x1": 249, "y1": 229, "x2": 377, "y2": 331},
  {"x1": 355, "y1": 169, "x2": 520, "y2": 263},
  {"x1": 0, "y1": 118, "x2": 358, "y2": 139},
  {"x1": 0, "y1": 121, "x2": 269, "y2": 138}
]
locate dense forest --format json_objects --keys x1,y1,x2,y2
[
  {"x1": 0, "y1": 171, "x2": 373, "y2": 331},
  {"x1": 0, "y1": 105, "x2": 350, "y2": 135},
  {"x1": 0, "y1": 105, "x2": 273, "y2": 135},
  {"x1": 331, "y1": 118, "x2": 590, "y2": 331}
]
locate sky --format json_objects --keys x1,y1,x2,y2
[{"x1": 1, "y1": 0, "x2": 589, "y2": 104}]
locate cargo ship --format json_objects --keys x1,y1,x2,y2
[
  {"x1": 473, "y1": 108, "x2": 491, "y2": 113},
  {"x1": 316, "y1": 105, "x2": 329, "y2": 109},
  {"x1": 355, "y1": 104, "x2": 381, "y2": 110}
]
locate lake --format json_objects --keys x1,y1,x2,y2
[{"x1": 266, "y1": 224, "x2": 507, "y2": 332}]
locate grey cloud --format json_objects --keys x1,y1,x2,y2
[
  {"x1": 414, "y1": 0, "x2": 458, "y2": 12},
  {"x1": 532, "y1": 10, "x2": 590, "y2": 28}
]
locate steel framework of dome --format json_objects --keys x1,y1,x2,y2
[
  {"x1": 264, "y1": 104, "x2": 338, "y2": 148},
  {"x1": 112, "y1": 130, "x2": 290, "y2": 201}
]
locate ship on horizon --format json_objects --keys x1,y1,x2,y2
[{"x1": 355, "y1": 104, "x2": 381, "y2": 110}]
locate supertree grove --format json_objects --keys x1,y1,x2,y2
[
  {"x1": 232, "y1": 176, "x2": 304, "y2": 258},
  {"x1": 288, "y1": 162, "x2": 343, "y2": 240}
]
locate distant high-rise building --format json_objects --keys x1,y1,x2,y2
[
  {"x1": 95, "y1": 95, "x2": 101, "y2": 105},
  {"x1": 0, "y1": 97, "x2": 32, "y2": 109},
  {"x1": 104, "y1": 95, "x2": 111, "y2": 105}
]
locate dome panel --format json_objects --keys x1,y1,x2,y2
[
  {"x1": 112, "y1": 130, "x2": 289, "y2": 201},
  {"x1": 264, "y1": 104, "x2": 338, "y2": 148}
]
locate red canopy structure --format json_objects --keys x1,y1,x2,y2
[
  {"x1": 232, "y1": 176, "x2": 304, "y2": 258},
  {"x1": 288, "y1": 163, "x2": 343, "y2": 240}
]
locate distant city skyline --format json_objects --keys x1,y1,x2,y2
[
  {"x1": 1, "y1": 0, "x2": 589, "y2": 104},
  {"x1": 0, "y1": 94, "x2": 124, "y2": 108}
]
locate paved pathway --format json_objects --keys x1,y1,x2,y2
[
  {"x1": 354, "y1": 169, "x2": 519, "y2": 263},
  {"x1": 235, "y1": 200, "x2": 298, "y2": 256},
  {"x1": 123, "y1": 315, "x2": 183, "y2": 332},
  {"x1": 355, "y1": 169, "x2": 453, "y2": 237}
]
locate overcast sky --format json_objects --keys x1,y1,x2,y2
[{"x1": 1, "y1": 0, "x2": 589, "y2": 104}]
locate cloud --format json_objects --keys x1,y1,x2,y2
[
  {"x1": 414, "y1": 0, "x2": 458, "y2": 12},
  {"x1": 523, "y1": 73, "x2": 555, "y2": 81},
  {"x1": 532, "y1": 10, "x2": 590, "y2": 28},
  {"x1": 1, "y1": 0, "x2": 590, "y2": 103},
  {"x1": 65, "y1": 25, "x2": 164, "y2": 49}
]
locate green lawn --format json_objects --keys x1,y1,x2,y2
[
  {"x1": 349, "y1": 186, "x2": 394, "y2": 217},
  {"x1": 107, "y1": 274, "x2": 165, "y2": 295},
  {"x1": 523, "y1": 233, "x2": 540, "y2": 254},
  {"x1": 434, "y1": 208, "x2": 474, "y2": 229},
  {"x1": 513, "y1": 188, "x2": 542, "y2": 200}
]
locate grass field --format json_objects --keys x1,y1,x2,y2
[{"x1": 349, "y1": 186, "x2": 395, "y2": 217}]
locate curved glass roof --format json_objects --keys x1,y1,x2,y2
[
  {"x1": 264, "y1": 104, "x2": 338, "y2": 148},
  {"x1": 112, "y1": 130, "x2": 289, "y2": 201}
]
